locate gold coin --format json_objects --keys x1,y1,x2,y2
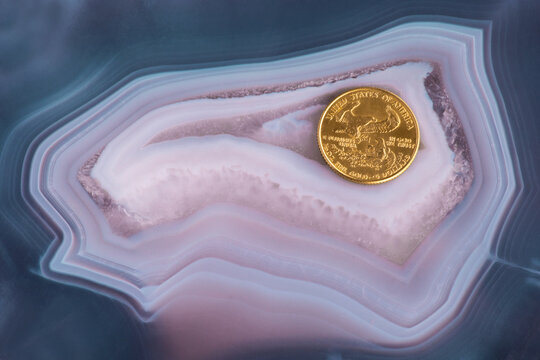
[{"x1": 317, "y1": 87, "x2": 419, "y2": 184}]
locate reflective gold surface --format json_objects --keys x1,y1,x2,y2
[{"x1": 318, "y1": 87, "x2": 419, "y2": 184}]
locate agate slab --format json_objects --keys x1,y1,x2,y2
[{"x1": 31, "y1": 21, "x2": 516, "y2": 358}]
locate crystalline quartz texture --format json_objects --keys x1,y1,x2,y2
[{"x1": 34, "y1": 22, "x2": 515, "y2": 350}]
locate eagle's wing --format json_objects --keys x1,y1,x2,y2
[{"x1": 359, "y1": 105, "x2": 400, "y2": 133}]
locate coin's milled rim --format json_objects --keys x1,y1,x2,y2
[{"x1": 317, "y1": 87, "x2": 420, "y2": 185}]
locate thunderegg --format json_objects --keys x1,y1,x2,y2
[{"x1": 33, "y1": 22, "x2": 516, "y2": 358}]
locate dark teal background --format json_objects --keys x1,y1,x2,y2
[{"x1": 1, "y1": 1, "x2": 539, "y2": 359}]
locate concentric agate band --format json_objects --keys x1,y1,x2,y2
[{"x1": 30, "y1": 21, "x2": 516, "y2": 356}]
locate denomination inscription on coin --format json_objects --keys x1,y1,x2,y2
[{"x1": 317, "y1": 87, "x2": 420, "y2": 184}]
